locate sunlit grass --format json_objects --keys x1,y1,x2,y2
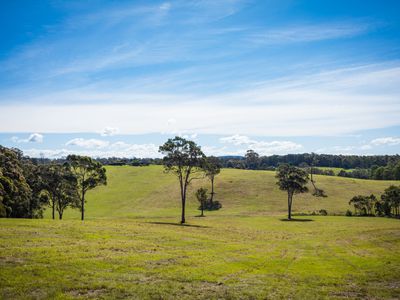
[{"x1": 1, "y1": 166, "x2": 399, "y2": 299}]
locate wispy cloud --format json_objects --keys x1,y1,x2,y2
[
  {"x1": 101, "y1": 127, "x2": 119, "y2": 136},
  {"x1": 249, "y1": 21, "x2": 373, "y2": 45},
  {"x1": 370, "y1": 137, "x2": 400, "y2": 146},
  {"x1": 1, "y1": 63, "x2": 399, "y2": 136}
]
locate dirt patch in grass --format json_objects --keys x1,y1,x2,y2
[
  {"x1": 0, "y1": 256, "x2": 26, "y2": 265},
  {"x1": 66, "y1": 287, "x2": 109, "y2": 298}
]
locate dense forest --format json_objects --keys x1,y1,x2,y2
[{"x1": 218, "y1": 151, "x2": 400, "y2": 180}]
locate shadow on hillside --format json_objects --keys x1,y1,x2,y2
[
  {"x1": 279, "y1": 218, "x2": 314, "y2": 222},
  {"x1": 146, "y1": 221, "x2": 210, "y2": 228}
]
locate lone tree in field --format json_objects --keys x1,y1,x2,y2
[
  {"x1": 65, "y1": 155, "x2": 107, "y2": 221},
  {"x1": 203, "y1": 156, "x2": 221, "y2": 204},
  {"x1": 159, "y1": 136, "x2": 205, "y2": 224},
  {"x1": 245, "y1": 150, "x2": 259, "y2": 170},
  {"x1": 196, "y1": 187, "x2": 208, "y2": 217},
  {"x1": 276, "y1": 164, "x2": 309, "y2": 220}
]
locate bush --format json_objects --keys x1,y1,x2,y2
[
  {"x1": 345, "y1": 210, "x2": 353, "y2": 216},
  {"x1": 202, "y1": 200, "x2": 222, "y2": 211},
  {"x1": 319, "y1": 209, "x2": 328, "y2": 216}
]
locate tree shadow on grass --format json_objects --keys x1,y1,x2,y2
[
  {"x1": 146, "y1": 221, "x2": 210, "y2": 228},
  {"x1": 279, "y1": 218, "x2": 314, "y2": 222}
]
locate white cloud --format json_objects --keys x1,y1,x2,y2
[
  {"x1": 220, "y1": 135, "x2": 302, "y2": 155},
  {"x1": 370, "y1": 137, "x2": 400, "y2": 146},
  {"x1": 219, "y1": 134, "x2": 252, "y2": 145},
  {"x1": 10, "y1": 133, "x2": 43, "y2": 143},
  {"x1": 66, "y1": 138, "x2": 109, "y2": 149},
  {"x1": 23, "y1": 142, "x2": 160, "y2": 159},
  {"x1": 182, "y1": 133, "x2": 198, "y2": 140},
  {"x1": 28, "y1": 133, "x2": 43, "y2": 143},
  {"x1": 101, "y1": 126, "x2": 119, "y2": 136}
]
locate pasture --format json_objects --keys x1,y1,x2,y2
[{"x1": 1, "y1": 166, "x2": 399, "y2": 299}]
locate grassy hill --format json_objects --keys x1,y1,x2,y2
[
  {"x1": 1, "y1": 166, "x2": 400, "y2": 299},
  {"x1": 53, "y1": 165, "x2": 398, "y2": 220}
]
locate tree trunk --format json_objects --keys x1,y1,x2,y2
[
  {"x1": 52, "y1": 200, "x2": 55, "y2": 220},
  {"x1": 210, "y1": 176, "x2": 215, "y2": 204},
  {"x1": 287, "y1": 191, "x2": 293, "y2": 220},
  {"x1": 81, "y1": 191, "x2": 85, "y2": 221},
  {"x1": 59, "y1": 210, "x2": 63, "y2": 220},
  {"x1": 181, "y1": 195, "x2": 186, "y2": 224},
  {"x1": 201, "y1": 202, "x2": 204, "y2": 217},
  {"x1": 181, "y1": 183, "x2": 186, "y2": 224}
]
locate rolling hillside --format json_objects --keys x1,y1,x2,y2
[
  {"x1": 1, "y1": 166, "x2": 399, "y2": 299},
  {"x1": 54, "y1": 165, "x2": 398, "y2": 220}
]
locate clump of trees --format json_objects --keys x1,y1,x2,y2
[
  {"x1": 0, "y1": 146, "x2": 107, "y2": 220},
  {"x1": 276, "y1": 164, "x2": 309, "y2": 220},
  {"x1": 39, "y1": 164, "x2": 79, "y2": 220},
  {"x1": 348, "y1": 186, "x2": 400, "y2": 217}
]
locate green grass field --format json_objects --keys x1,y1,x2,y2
[{"x1": 1, "y1": 166, "x2": 399, "y2": 299}]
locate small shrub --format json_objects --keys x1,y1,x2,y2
[
  {"x1": 203, "y1": 200, "x2": 222, "y2": 211},
  {"x1": 345, "y1": 210, "x2": 353, "y2": 217},
  {"x1": 319, "y1": 209, "x2": 328, "y2": 216}
]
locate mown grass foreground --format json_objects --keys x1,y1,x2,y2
[{"x1": 1, "y1": 166, "x2": 399, "y2": 299}]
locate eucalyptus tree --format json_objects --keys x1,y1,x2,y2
[
  {"x1": 203, "y1": 156, "x2": 221, "y2": 204},
  {"x1": 39, "y1": 164, "x2": 79, "y2": 219},
  {"x1": 196, "y1": 187, "x2": 208, "y2": 217},
  {"x1": 0, "y1": 146, "x2": 32, "y2": 218},
  {"x1": 66, "y1": 155, "x2": 107, "y2": 221},
  {"x1": 245, "y1": 150, "x2": 259, "y2": 170},
  {"x1": 159, "y1": 136, "x2": 206, "y2": 224},
  {"x1": 55, "y1": 176, "x2": 79, "y2": 220},
  {"x1": 276, "y1": 164, "x2": 309, "y2": 220}
]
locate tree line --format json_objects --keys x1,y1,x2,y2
[
  {"x1": 38, "y1": 150, "x2": 400, "y2": 181},
  {"x1": 0, "y1": 146, "x2": 106, "y2": 219},
  {"x1": 337, "y1": 162, "x2": 400, "y2": 180},
  {"x1": 222, "y1": 150, "x2": 398, "y2": 169},
  {"x1": 348, "y1": 186, "x2": 400, "y2": 217}
]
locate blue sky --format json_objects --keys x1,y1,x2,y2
[{"x1": 0, "y1": 0, "x2": 400, "y2": 158}]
